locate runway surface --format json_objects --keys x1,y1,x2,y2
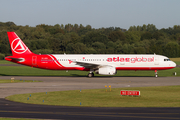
[
  {"x1": 0, "y1": 98, "x2": 180, "y2": 120},
  {"x1": 1, "y1": 76, "x2": 180, "y2": 98},
  {"x1": 0, "y1": 76, "x2": 180, "y2": 119}
]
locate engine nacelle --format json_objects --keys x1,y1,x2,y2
[{"x1": 95, "y1": 66, "x2": 117, "y2": 75}]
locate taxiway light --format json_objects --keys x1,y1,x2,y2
[
  {"x1": 11, "y1": 77, "x2": 14, "y2": 83},
  {"x1": 105, "y1": 85, "x2": 107, "y2": 92},
  {"x1": 109, "y1": 85, "x2": 111, "y2": 91}
]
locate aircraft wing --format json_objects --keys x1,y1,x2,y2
[{"x1": 74, "y1": 61, "x2": 110, "y2": 69}]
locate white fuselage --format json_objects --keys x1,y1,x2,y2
[{"x1": 51, "y1": 54, "x2": 176, "y2": 70}]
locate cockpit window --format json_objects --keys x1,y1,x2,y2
[{"x1": 164, "y1": 59, "x2": 171, "y2": 61}]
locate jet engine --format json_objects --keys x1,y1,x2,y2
[{"x1": 95, "y1": 66, "x2": 116, "y2": 75}]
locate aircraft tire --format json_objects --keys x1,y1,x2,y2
[{"x1": 88, "y1": 73, "x2": 94, "y2": 77}]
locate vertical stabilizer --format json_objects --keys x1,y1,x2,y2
[{"x1": 7, "y1": 32, "x2": 32, "y2": 56}]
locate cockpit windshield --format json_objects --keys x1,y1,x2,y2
[{"x1": 164, "y1": 59, "x2": 171, "y2": 61}]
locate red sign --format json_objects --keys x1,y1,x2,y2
[{"x1": 120, "y1": 90, "x2": 140, "y2": 96}]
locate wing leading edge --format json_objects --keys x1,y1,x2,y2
[{"x1": 74, "y1": 60, "x2": 113, "y2": 70}]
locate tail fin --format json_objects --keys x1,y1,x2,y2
[{"x1": 7, "y1": 32, "x2": 32, "y2": 56}]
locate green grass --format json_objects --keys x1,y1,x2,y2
[
  {"x1": 0, "y1": 66, "x2": 88, "y2": 76},
  {"x1": 6, "y1": 85, "x2": 180, "y2": 107},
  {"x1": 0, "y1": 66, "x2": 179, "y2": 77},
  {"x1": 0, "y1": 80, "x2": 41, "y2": 83},
  {"x1": 0, "y1": 60, "x2": 15, "y2": 64},
  {"x1": 170, "y1": 58, "x2": 180, "y2": 65},
  {"x1": 175, "y1": 61, "x2": 180, "y2": 65},
  {"x1": 170, "y1": 57, "x2": 180, "y2": 61}
]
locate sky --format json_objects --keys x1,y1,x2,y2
[{"x1": 0, "y1": 0, "x2": 180, "y2": 30}]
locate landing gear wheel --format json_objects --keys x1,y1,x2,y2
[
  {"x1": 155, "y1": 74, "x2": 158, "y2": 78},
  {"x1": 88, "y1": 73, "x2": 94, "y2": 77},
  {"x1": 155, "y1": 70, "x2": 158, "y2": 78}
]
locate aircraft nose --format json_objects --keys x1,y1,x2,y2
[{"x1": 171, "y1": 61, "x2": 176, "y2": 68}]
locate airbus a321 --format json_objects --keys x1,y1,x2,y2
[{"x1": 5, "y1": 32, "x2": 176, "y2": 77}]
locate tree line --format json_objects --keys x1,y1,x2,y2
[{"x1": 0, "y1": 21, "x2": 180, "y2": 59}]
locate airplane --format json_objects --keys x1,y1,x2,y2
[{"x1": 5, "y1": 32, "x2": 176, "y2": 77}]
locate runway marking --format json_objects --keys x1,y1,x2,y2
[{"x1": 0, "y1": 110, "x2": 179, "y2": 119}]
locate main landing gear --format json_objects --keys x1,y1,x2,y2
[
  {"x1": 88, "y1": 70, "x2": 94, "y2": 77},
  {"x1": 155, "y1": 70, "x2": 158, "y2": 78},
  {"x1": 88, "y1": 72, "x2": 94, "y2": 77}
]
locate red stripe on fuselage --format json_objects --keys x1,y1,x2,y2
[
  {"x1": 48, "y1": 54, "x2": 64, "y2": 68},
  {"x1": 46, "y1": 55, "x2": 89, "y2": 71}
]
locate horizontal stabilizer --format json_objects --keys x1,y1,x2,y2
[{"x1": 5, "y1": 56, "x2": 24, "y2": 62}]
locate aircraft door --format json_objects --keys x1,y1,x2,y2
[
  {"x1": 32, "y1": 56, "x2": 37, "y2": 65},
  {"x1": 154, "y1": 56, "x2": 159, "y2": 65}
]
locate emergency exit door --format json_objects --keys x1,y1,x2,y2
[{"x1": 32, "y1": 56, "x2": 37, "y2": 65}]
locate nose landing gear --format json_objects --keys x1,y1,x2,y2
[{"x1": 155, "y1": 70, "x2": 158, "y2": 78}]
